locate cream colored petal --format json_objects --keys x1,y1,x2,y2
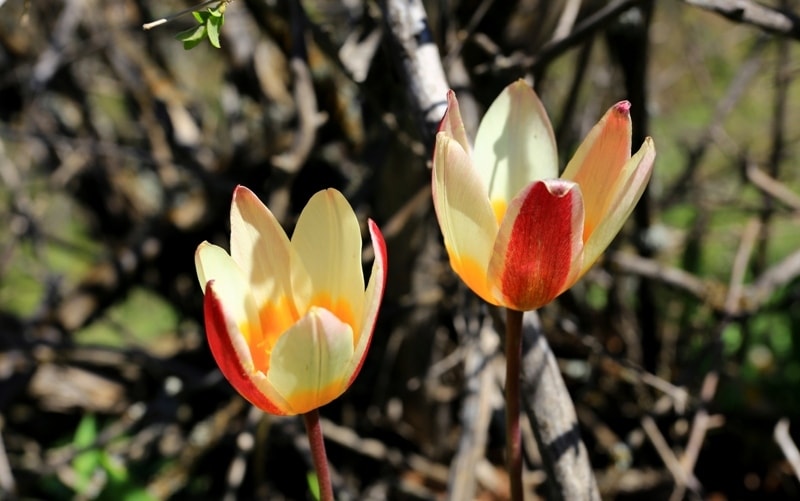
[
  {"x1": 195, "y1": 241, "x2": 259, "y2": 330},
  {"x1": 580, "y1": 137, "x2": 656, "y2": 274},
  {"x1": 345, "y1": 219, "x2": 387, "y2": 386},
  {"x1": 439, "y1": 89, "x2": 471, "y2": 154},
  {"x1": 292, "y1": 189, "x2": 364, "y2": 333},
  {"x1": 472, "y1": 80, "x2": 558, "y2": 214},
  {"x1": 432, "y1": 133, "x2": 499, "y2": 305},
  {"x1": 561, "y1": 101, "x2": 633, "y2": 239},
  {"x1": 230, "y1": 185, "x2": 311, "y2": 314},
  {"x1": 267, "y1": 307, "x2": 355, "y2": 414}
]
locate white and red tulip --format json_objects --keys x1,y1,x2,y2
[
  {"x1": 432, "y1": 80, "x2": 655, "y2": 311},
  {"x1": 195, "y1": 186, "x2": 387, "y2": 415}
]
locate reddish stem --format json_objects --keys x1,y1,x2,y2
[
  {"x1": 303, "y1": 409, "x2": 334, "y2": 501},
  {"x1": 505, "y1": 308, "x2": 524, "y2": 501}
]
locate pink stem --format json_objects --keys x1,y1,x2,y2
[
  {"x1": 303, "y1": 409, "x2": 334, "y2": 501},
  {"x1": 505, "y1": 308, "x2": 524, "y2": 501}
]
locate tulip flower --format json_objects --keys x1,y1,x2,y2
[
  {"x1": 195, "y1": 186, "x2": 387, "y2": 416},
  {"x1": 433, "y1": 80, "x2": 655, "y2": 311}
]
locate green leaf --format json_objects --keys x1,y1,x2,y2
[
  {"x1": 206, "y1": 15, "x2": 223, "y2": 48},
  {"x1": 72, "y1": 415, "x2": 101, "y2": 494},
  {"x1": 192, "y1": 11, "x2": 208, "y2": 23},
  {"x1": 208, "y1": 5, "x2": 223, "y2": 17},
  {"x1": 176, "y1": 25, "x2": 207, "y2": 50},
  {"x1": 307, "y1": 472, "x2": 320, "y2": 501},
  {"x1": 74, "y1": 414, "x2": 97, "y2": 448}
]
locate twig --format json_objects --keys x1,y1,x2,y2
[
  {"x1": 446, "y1": 315, "x2": 500, "y2": 501},
  {"x1": 681, "y1": 0, "x2": 800, "y2": 39},
  {"x1": 673, "y1": 219, "x2": 761, "y2": 501},
  {"x1": 607, "y1": 251, "x2": 709, "y2": 300},
  {"x1": 519, "y1": 311, "x2": 600, "y2": 500},
  {"x1": 774, "y1": 419, "x2": 800, "y2": 482},
  {"x1": 641, "y1": 415, "x2": 702, "y2": 493},
  {"x1": 473, "y1": 0, "x2": 644, "y2": 75},
  {"x1": 142, "y1": 0, "x2": 220, "y2": 30},
  {"x1": 223, "y1": 406, "x2": 262, "y2": 501},
  {"x1": 379, "y1": 0, "x2": 449, "y2": 145},
  {"x1": 271, "y1": 1, "x2": 327, "y2": 173},
  {"x1": 746, "y1": 162, "x2": 800, "y2": 211},
  {"x1": 662, "y1": 37, "x2": 768, "y2": 205}
]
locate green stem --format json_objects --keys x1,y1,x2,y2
[
  {"x1": 303, "y1": 409, "x2": 334, "y2": 501},
  {"x1": 505, "y1": 308, "x2": 524, "y2": 501}
]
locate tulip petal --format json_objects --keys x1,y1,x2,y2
[
  {"x1": 267, "y1": 307, "x2": 354, "y2": 414},
  {"x1": 489, "y1": 180, "x2": 584, "y2": 311},
  {"x1": 432, "y1": 133, "x2": 499, "y2": 305},
  {"x1": 195, "y1": 241, "x2": 259, "y2": 334},
  {"x1": 230, "y1": 185, "x2": 310, "y2": 316},
  {"x1": 439, "y1": 90, "x2": 471, "y2": 154},
  {"x1": 203, "y1": 281, "x2": 292, "y2": 415},
  {"x1": 581, "y1": 137, "x2": 656, "y2": 273},
  {"x1": 472, "y1": 80, "x2": 558, "y2": 220},
  {"x1": 345, "y1": 219, "x2": 387, "y2": 386},
  {"x1": 561, "y1": 101, "x2": 633, "y2": 240},
  {"x1": 292, "y1": 189, "x2": 364, "y2": 334}
]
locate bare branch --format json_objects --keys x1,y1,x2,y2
[
  {"x1": 682, "y1": 0, "x2": 800, "y2": 39},
  {"x1": 520, "y1": 312, "x2": 600, "y2": 501}
]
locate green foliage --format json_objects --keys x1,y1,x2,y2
[
  {"x1": 176, "y1": 2, "x2": 227, "y2": 50},
  {"x1": 42, "y1": 415, "x2": 158, "y2": 501},
  {"x1": 307, "y1": 472, "x2": 321, "y2": 501}
]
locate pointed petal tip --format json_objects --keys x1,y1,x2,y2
[
  {"x1": 543, "y1": 179, "x2": 577, "y2": 198},
  {"x1": 614, "y1": 101, "x2": 631, "y2": 115},
  {"x1": 232, "y1": 184, "x2": 251, "y2": 199}
]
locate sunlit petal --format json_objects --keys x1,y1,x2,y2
[
  {"x1": 561, "y1": 101, "x2": 633, "y2": 240},
  {"x1": 292, "y1": 189, "x2": 364, "y2": 335},
  {"x1": 203, "y1": 282, "x2": 292, "y2": 415},
  {"x1": 195, "y1": 241, "x2": 258, "y2": 330},
  {"x1": 489, "y1": 180, "x2": 584, "y2": 311},
  {"x1": 267, "y1": 307, "x2": 355, "y2": 415},
  {"x1": 230, "y1": 185, "x2": 310, "y2": 315},
  {"x1": 580, "y1": 137, "x2": 656, "y2": 273},
  {"x1": 473, "y1": 80, "x2": 558, "y2": 218},
  {"x1": 432, "y1": 133, "x2": 499, "y2": 305},
  {"x1": 439, "y1": 89, "x2": 471, "y2": 154}
]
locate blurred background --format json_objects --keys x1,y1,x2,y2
[{"x1": 1, "y1": 0, "x2": 800, "y2": 499}]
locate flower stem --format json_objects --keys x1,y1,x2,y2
[
  {"x1": 505, "y1": 308, "x2": 524, "y2": 501},
  {"x1": 303, "y1": 409, "x2": 334, "y2": 501}
]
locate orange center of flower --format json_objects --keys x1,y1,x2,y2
[
  {"x1": 449, "y1": 251, "x2": 499, "y2": 307},
  {"x1": 240, "y1": 293, "x2": 357, "y2": 376}
]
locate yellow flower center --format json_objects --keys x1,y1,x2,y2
[{"x1": 240, "y1": 293, "x2": 357, "y2": 375}]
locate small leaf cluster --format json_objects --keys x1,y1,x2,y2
[{"x1": 176, "y1": 2, "x2": 227, "y2": 50}]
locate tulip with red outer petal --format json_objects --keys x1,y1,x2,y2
[
  {"x1": 432, "y1": 80, "x2": 655, "y2": 311},
  {"x1": 195, "y1": 186, "x2": 387, "y2": 415}
]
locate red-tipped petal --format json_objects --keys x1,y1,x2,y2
[
  {"x1": 580, "y1": 137, "x2": 656, "y2": 274},
  {"x1": 561, "y1": 101, "x2": 633, "y2": 240},
  {"x1": 438, "y1": 89, "x2": 471, "y2": 154},
  {"x1": 432, "y1": 133, "x2": 499, "y2": 305},
  {"x1": 489, "y1": 180, "x2": 584, "y2": 311},
  {"x1": 204, "y1": 281, "x2": 292, "y2": 415},
  {"x1": 345, "y1": 219, "x2": 387, "y2": 387}
]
